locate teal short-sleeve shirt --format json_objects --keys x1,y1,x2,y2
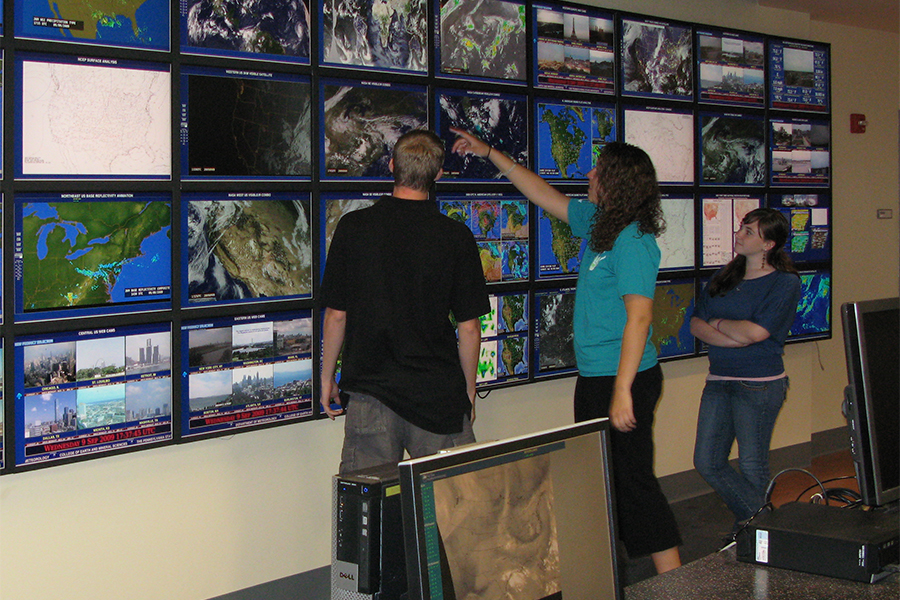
[{"x1": 568, "y1": 199, "x2": 660, "y2": 376}]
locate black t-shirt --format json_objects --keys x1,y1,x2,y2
[{"x1": 319, "y1": 195, "x2": 490, "y2": 434}]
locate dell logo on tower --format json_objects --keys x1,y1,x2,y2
[{"x1": 339, "y1": 572, "x2": 355, "y2": 581}]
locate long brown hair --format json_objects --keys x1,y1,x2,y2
[
  {"x1": 589, "y1": 142, "x2": 665, "y2": 253},
  {"x1": 707, "y1": 208, "x2": 799, "y2": 297}
]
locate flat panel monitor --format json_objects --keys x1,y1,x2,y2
[
  {"x1": 437, "y1": 193, "x2": 529, "y2": 284},
  {"x1": 321, "y1": 79, "x2": 428, "y2": 180},
  {"x1": 0, "y1": 343, "x2": 4, "y2": 469},
  {"x1": 15, "y1": 0, "x2": 169, "y2": 51},
  {"x1": 476, "y1": 291, "x2": 529, "y2": 389},
  {"x1": 658, "y1": 194, "x2": 695, "y2": 271},
  {"x1": 180, "y1": 0, "x2": 310, "y2": 63},
  {"x1": 436, "y1": 0, "x2": 526, "y2": 83},
  {"x1": 14, "y1": 192, "x2": 172, "y2": 322},
  {"x1": 183, "y1": 192, "x2": 312, "y2": 307},
  {"x1": 652, "y1": 278, "x2": 696, "y2": 359},
  {"x1": 399, "y1": 418, "x2": 622, "y2": 600},
  {"x1": 769, "y1": 117, "x2": 830, "y2": 187},
  {"x1": 841, "y1": 298, "x2": 899, "y2": 507},
  {"x1": 768, "y1": 193, "x2": 831, "y2": 264},
  {"x1": 696, "y1": 28, "x2": 765, "y2": 107},
  {"x1": 533, "y1": 286, "x2": 577, "y2": 379},
  {"x1": 622, "y1": 106, "x2": 694, "y2": 185},
  {"x1": 699, "y1": 111, "x2": 766, "y2": 186},
  {"x1": 180, "y1": 65, "x2": 312, "y2": 180},
  {"x1": 533, "y1": 3, "x2": 615, "y2": 94},
  {"x1": 789, "y1": 268, "x2": 830, "y2": 340},
  {"x1": 181, "y1": 310, "x2": 314, "y2": 438},
  {"x1": 620, "y1": 16, "x2": 692, "y2": 101},
  {"x1": 768, "y1": 38, "x2": 829, "y2": 113},
  {"x1": 535, "y1": 201, "x2": 587, "y2": 280},
  {"x1": 535, "y1": 97, "x2": 616, "y2": 180},
  {"x1": 436, "y1": 88, "x2": 528, "y2": 181},
  {"x1": 321, "y1": 0, "x2": 426, "y2": 73},
  {"x1": 14, "y1": 323, "x2": 173, "y2": 467},
  {"x1": 700, "y1": 194, "x2": 762, "y2": 267},
  {"x1": 15, "y1": 52, "x2": 171, "y2": 180}
]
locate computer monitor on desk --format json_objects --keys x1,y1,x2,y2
[{"x1": 398, "y1": 418, "x2": 622, "y2": 600}]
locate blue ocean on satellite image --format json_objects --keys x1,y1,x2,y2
[
  {"x1": 21, "y1": 0, "x2": 169, "y2": 50},
  {"x1": 184, "y1": 0, "x2": 310, "y2": 59},
  {"x1": 791, "y1": 272, "x2": 830, "y2": 337}
]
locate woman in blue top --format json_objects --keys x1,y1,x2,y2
[
  {"x1": 690, "y1": 208, "x2": 801, "y2": 530},
  {"x1": 452, "y1": 129, "x2": 682, "y2": 574}
]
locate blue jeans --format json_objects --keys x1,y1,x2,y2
[
  {"x1": 339, "y1": 392, "x2": 475, "y2": 474},
  {"x1": 693, "y1": 378, "x2": 788, "y2": 522}
]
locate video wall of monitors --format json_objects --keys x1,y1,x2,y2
[{"x1": 0, "y1": 1, "x2": 832, "y2": 471}]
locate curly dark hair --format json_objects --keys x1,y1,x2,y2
[{"x1": 588, "y1": 142, "x2": 666, "y2": 253}]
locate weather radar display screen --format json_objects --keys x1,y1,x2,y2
[
  {"x1": 535, "y1": 203, "x2": 587, "y2": 280},
  {"x1": 15, "y1": 0, "x2": 169, "y2": 51},
  {"x1": 181, "y1": 66, "x2": 312, "y2": 181},
  {"x1": 533, "y1": 3, "x2": 615, "y2": 94},
  {"x1": 535, "y1": 97, "x2": 616, "y2": 180},
  {"x1": 182, "y1": 311, "x2": 315, "y2": 438},
  {"x1": 14, "y1": 324, "x2": 173, "y2": 467},
  {"x1": 769, "y1": 39, "x2": 829, "y2": 112},
  {"x1": 790, "y1": 269, "x2": 831, "y2": 340},
  {"x1": 14, "y1": 193, "x2": 172, "y2": 322},
  {"x1": 321, "y1": 0, "x2": 426, "y2": 73},
  {"x1": 16, "y1": 53, "x2": 171, "y2": 180},
  {"x1": 183, "y1": 192, "x2": 313, "y2": 306},
  {"x1": 533, "y1": 287, "x2": 577, "y2": 379},
  {"x1": 621, "y1": 16, "x2": 692, "y2": 100},
  {"x1": 697, "y1": 29, "x2": 765, "y2": 106},
  {"x1": 321, "y1": 79, "x2": 428, "y2": 180},
  {"x1": 652, "y1": 279, "x2": 695, "y2": 359},
  {"x1": 438, "y1": 193, "x2": 529, "y2": 284},
  {"x1": 180, "y1": 0, "x2": 310, "y2": 63},
  {"x1": 769, "y1": 193, "x2": 831, "y2": 263},
  {"x1": 437, "y1": 0, "x2": 526, "y2": 82},
  {"x1": 437, "y1": 88, "x2": 528, "y2": 181},
  {"x1": 476, "y1": 292, "x2": 529, "y2": 388}
]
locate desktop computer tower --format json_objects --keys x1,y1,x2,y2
[
  {"x1": 736, "y1": 501, "x2": 899, "y2": 583},
  {"x1": 331, "y1": 463, "x2": 407, "y2": 600}
]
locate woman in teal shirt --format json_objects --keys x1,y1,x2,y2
[{"x1": 452, "y1": 130, "x2": 682, "y2": 574}]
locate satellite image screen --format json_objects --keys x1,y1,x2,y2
[
  {"x1": 182, "y1": 66, "x2": 312, "y2": 180},
  {"x1": 700, "y1": 113, "x2": 766, "y2": 186},
  {"x1": 437, "y1": 194, "x2": 529, "y2": 283},
  {"x1": 438, "y1": 0, "x2": 526, "y2": 81},
  {"x1": 15, "y1": 0, "x2": 169, "y2": 51},
  {"x1": 184, "y1": 192, "x2": 312, "y2": 306},
  {"x1": 790, "y1": 270, "x2": 831, "y2": 339},
  {"x1": 533, "y1": 3, "x2": 615, "y2": 93},
  {"x1": 15, "y1": 193, "x2": 172, "y2": 322},
  {"x1": 534, "y1": 287, "x2": 577, "y2": 378},
  {"x1": 181, "y1": 0, "x2": 310, "y2": 63},
  {"x1": 536, "y1": 204, "x2": 587, "y2": 279},
  {"x1": 14, "y1": 323, "x2": 173, "y2": 467},
  {"x1": 437, "y1": 88, "x2": 528, "y2": 180},
  {"x1": 17, "y1": 53, "x2": 171, "y2": 180},
  {"x1": 321, "y1": 79, "x2": 428, "y2": 179},
  {"x1": 535, "y1": 98, "x2": 616, "y2": 180},
  {"x1": 182, "y1": 311, "x2": 315, "y2": 437},
  {"x1": 476, "y1": 292, "x2": 529, "y2": 387},
  {"x1": 769, "y1": 39, "x2": 829, "y2": 112},
  {"x1": 651, "y1": 279, "x2": 695, "y2": 359},
  {"x1": 321, "y1": 0, "x2": 426, "y2": 72},
  {"x1": 770, "y1": 118, "x2": 830, "y2": 187},
  {"x1": 621, "y1": 17, "x2": 692, "y2": 100},
  {"x1": 697, "y1": 29, "x2": 765, "y2": 106}
]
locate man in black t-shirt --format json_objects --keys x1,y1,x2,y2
[{"x1": 319, "y1": 130, "x2": 490, "y2": 474}]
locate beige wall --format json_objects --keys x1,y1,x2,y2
[{"x1": 1, "y1": 2, "x2": 898, "y2": 599}]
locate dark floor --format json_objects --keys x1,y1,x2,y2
[{"x1": 621, "y1": 449, "x2": 858, "y2": 586}]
